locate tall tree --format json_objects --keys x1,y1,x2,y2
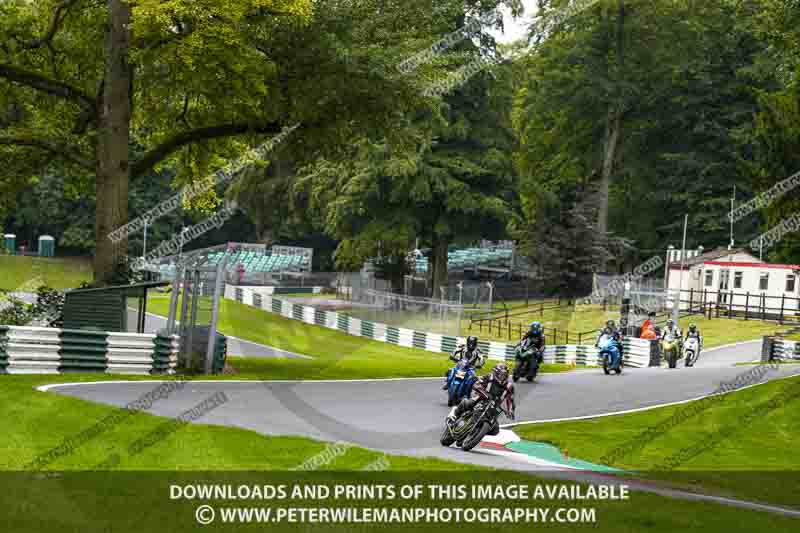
[
  {"x1": 0, "y1": 0, "x2": 443, "y2": 282},
  {"x1": 296, "y1": 46, "x2": 519, "y2": 295}
]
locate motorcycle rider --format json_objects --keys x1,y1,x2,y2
[
  {"x1": 447, "y1": 363, "x2": 516, "y2": 436},
  {"x1": 660, "y1": 318, "x2": 682, "y2": 341},
  {"x1": 684, "y1": 322, "x2": 703, "y2": 351},
  {"x1": 596, "y1": 321, "x2": 622, "y2": 347},
  {"x1": 519, "y1": 321, "x2": 546, "y2": 365},
  {"x1": 442, "y1": 335, "x2": 485, "y2": 390}
]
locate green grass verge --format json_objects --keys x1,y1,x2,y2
[
  {"x1": 145, "y1": 296, "x2": 576, "y2": 380},
  {"x1": 513, "y1": 374, "x2": 800, "y2": 508},
  {"x1": 0, "y1": 255, "x2": 92, "y2": 291},
  {"x1": 0, "y1": 374, "x2": 798, "y2": 532},
  {"x1": 0, "y1": 374, "x2": 465, "y2": 471}
]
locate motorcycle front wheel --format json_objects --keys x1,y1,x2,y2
[
  {"x1": 668, "y1": 350, "x2": 677, "y2": 369},
  {"x1": 603, "y1": 357, "x2": 610, "y2": 375},
  {"x1": 440, "y1": 425, "x2": 456, "y2": 447},
  {"x1": 460, "y1": 421, "x2": 491, "y2": 452},
  {"x1": 512, "y1": 362, "x2": 524, "y2": 382}
]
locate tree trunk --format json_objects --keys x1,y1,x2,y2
[
  {"x1": 430, "y1": 235, "x2": 449, "y2": 299},
  {"x1": 598, "y1": 0, "x2": 625, "y2": 270},
  {"x1": 94, "y1": 0, "x2": 132, "y2": 284}
]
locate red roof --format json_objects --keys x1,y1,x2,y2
[{"x1": 704, "y1": 261, "x2": 800, "y2": 270}]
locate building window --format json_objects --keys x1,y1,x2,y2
[
  {"x1": 705, "y1": 270, "x2": 713, "y2": 287},
  {"x1": 734, "y1": 271, "x2": 743, "y2": 289},
  {"x1": 759, "y1": 273, "x2": 769, "y2": 291},
  {"x1": 787, "y1": 274, "x2": 797, "y2": 293}
]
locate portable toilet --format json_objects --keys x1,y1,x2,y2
[
  {"x1": 38, "y1": 235, "x2": 55, "y2": 257},
  {"x1": 3, "y1": 234, "x2": 15, "y2": 255}
]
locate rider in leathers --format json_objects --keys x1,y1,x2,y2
[
  {"x1": 442, "y1": 335, "x2": 485, "y2": 389},
  {"x1": 520, "y1": 321, "x2": 546, "y2": 365},
  {"x1": 448, "y1": 364, "x2": 516, "y2": 436},
  {"x1": 684, "y1": 323, "x2": 703, "y2": 351}
]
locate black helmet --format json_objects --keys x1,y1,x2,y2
[
  {"x1": 466, "y1": 336, "x2": 478, "y2": 351},
  {"x1": 689, "y1": 323, "x2": 697, "y2": 332},
  {"x1": 492, "y1": 364, "x2": 509, "y2": 383},
  {"x1": 667, "y1": 319, "x2": 675, "y2": 328},
  {"x1": 603, "y1": 326, "x2": 613, "y2": 336}
]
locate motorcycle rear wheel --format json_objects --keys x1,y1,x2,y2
[
  {"x1": 603, "y1": 357, "x2": 610, "y2": 375},
  {"x1": 460, "y1": 421, "x2": 491, "y2": 452}
]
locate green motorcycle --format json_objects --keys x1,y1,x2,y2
[{"x1": 512, "y1": 339, "x2": 542, "y2": 382}]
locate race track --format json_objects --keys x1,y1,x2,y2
[{"x1": 38, "y1": 338, "x2": 800, "y2": 516}]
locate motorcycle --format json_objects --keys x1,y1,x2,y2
[
  {"x1": 598, "y1": 334, "x2": 623, "y2": 375},
  {"x1": 440, "y1": 394, "x2": 513, "y2": 452},
  {"x1": 661, "y1": 333, "x2": 680, "y2": 369},
  {"x1": 512, "y1": 339, "x2": 542, "y2": 382},
  {"x1": 683, "y1": 336, "x2": 700, "y2": 367},
  {"x1": 445, "y1": 359, "x2": 478, "y2": 407}
]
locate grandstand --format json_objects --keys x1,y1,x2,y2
[
  {"x1": 413, "y1": 247, "x2": 514, "y2": 274},
  {"x1": 150, "y1": 242, "x2": 311, "y2": 280}
]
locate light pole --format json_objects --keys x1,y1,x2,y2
[
  {"x1": 142, "y1": 217, "x2": 149, "y2": 260},
  {"x1": 673, "y1": 214, "x2": 689, "y2": 323}
]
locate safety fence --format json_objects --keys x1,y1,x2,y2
[
  {"x1": 226, "y1": 285, "x2": 654, "y2": 368},
  {"x1": 0, "y1": 326, "x2": 179, "y2": 374}
]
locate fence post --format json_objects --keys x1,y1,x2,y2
[
  {"x1": 689, "y1": 288, "x2": 694, "y2": 313},
  {"x1": 508, "y1": 321, "x2": 511, "y2": 340},
  {"x1": 780, "y1": 295, "x2": 785, "y2": 324},
  {"x1": 745, "y1": 292, "x2": 750, "y2": 320},
  {"x1": 762, "y1": 294, "x2": 766, "y2": 321}
]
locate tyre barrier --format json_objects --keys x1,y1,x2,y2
[
  {"x1": 764, "y1": 336, "x2": 800, "y2": 361},
  {"x1": 225, "y1": 286, "x2": 652, "y2": 368},
  {"x1": 0, "y1": 326, "x2": 179, "y2": 375}
]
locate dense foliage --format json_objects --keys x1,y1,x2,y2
[{"x1": 1, "y1": 0, "x2": 799, "y2": 292}]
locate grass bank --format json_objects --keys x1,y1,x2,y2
[
  {"x1": 145, "y1": 296, "x2": 575, "y2": 380},
  {"x1": 513, "y1": 373, "x2": 800, "y2": 508},
  {"x1": 0, "y1": 255, "x2": 92, "y2": 291}
]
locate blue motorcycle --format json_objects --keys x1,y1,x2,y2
[
  {"x1": 446, "y1": 359, "x2": 478, "y2": 407},
  {"x1": 598, "y1": 334, "x2": 623, "y2": 375}
]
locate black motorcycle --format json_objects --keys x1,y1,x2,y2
[{"x1": 440, "y1": 395, "x2": 513, "y2": 452}]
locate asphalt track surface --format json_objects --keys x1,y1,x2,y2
[{"x1": 41, "y1": 333, "x2": 800, "y2": 516}]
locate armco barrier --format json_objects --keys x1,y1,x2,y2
[
  {"x1": 225, "y1": 286, "x2": 652, "y2": 368},
  {"x1": 0, "y1": 326, "x2": 179, "y2": 375}
]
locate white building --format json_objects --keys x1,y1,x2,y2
[{"x1": 665, "y1": 247, "x2": 800, "y2": 317}]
